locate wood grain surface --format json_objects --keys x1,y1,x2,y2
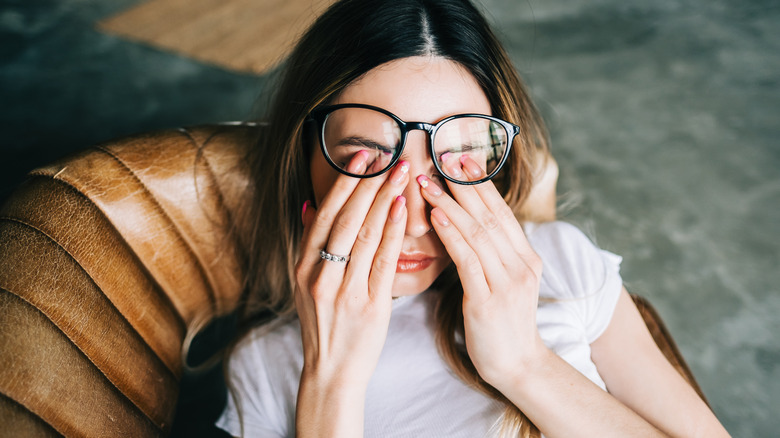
[{"x1": 98, "y1": 0, "x2": 336, "y2": 74}]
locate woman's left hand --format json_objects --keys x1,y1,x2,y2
[
  {"x1": 420, "y1": 158, "x2": 708, "y2": 438},
  {"x1": 417, "y1": 156, "x2": 548, "y2": 388}
]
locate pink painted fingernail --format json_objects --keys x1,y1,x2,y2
[
  {"x1": 390, "y1": 195, "x2": 406, "y2": 223},
  {"x1": 459, "y1": 154, "x2": 483, "y2": 178},
  {"x1": 301, "y1": 200, "x2": 311, "y2": 224},
  {"x1": 416, "y1": 175, "x2": 442, "y2": 196},
  {"x1": 390, "y1": 161, "x2": 409, "y2": 185},
  {"x1": 431, "y1": 208, "x2": 450, "y2": 226},
  {"x1": 347, "y1": 150, "x2": 370, "y2": 174},
  {"x1": 448, "y1": 162, "x2": 463, "y2": 178}
]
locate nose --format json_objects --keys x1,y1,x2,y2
[
  {"x1": 402, "y1": 178, "x2": 432, "y2": 237},
  {"x1": 399, "y1": 131, "x2": 434, "y2": 237}
]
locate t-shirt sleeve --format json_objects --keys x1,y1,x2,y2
[
  {"x1": 526, "y1": 221, "x2": 624, "y2": 343},
  {"x1": 215, "y1": 331, "x2": 290, "y2": 438}
]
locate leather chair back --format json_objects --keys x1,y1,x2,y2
[{"x1": 0, "y1": 125, "x2": 257, "y2": 437}]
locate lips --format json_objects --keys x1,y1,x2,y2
[{"x1": 396, "y1": 252, "x2": 434, "y2": 273}]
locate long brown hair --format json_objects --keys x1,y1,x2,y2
[{"x1": 233, "y1": 0, "x2": 550, "y2": 436}]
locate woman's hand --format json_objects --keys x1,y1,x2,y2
[
  {"x1": 295, "y1": 153, "x2": 409, "y2": 437},
  {"x1": 419, "y1": 156, "x2": 672, "y2": 437},
  {"x1": 417, "y1": 155, "x2": 547, "y2": 388}
]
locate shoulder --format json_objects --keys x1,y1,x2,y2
[
  {"x1": 524, "y1": 221, "x2": 622, "y2": 301},
  {"x1": 229, "y1": 317, "x2": 303, "y2": 374},
  {"x1": 525, "y1": 221, "x2": 624, "y2": 343},
  {"x1": 523, "y1": 221, "x2": 614, "y2": 267},
  {"x1": 218, "y1": 317, "x2": 302, "y2": 437}
]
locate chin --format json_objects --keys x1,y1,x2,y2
[
  {"x1": 391, "y1": 275, "x2": 430, "y2": 297},
  {"x1": 390, "y1": 260, "x2": 448, "y2": 298}
]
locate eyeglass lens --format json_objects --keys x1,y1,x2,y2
[{"x1": 322, "y1": 107, "x2": 509, "y2": 182}]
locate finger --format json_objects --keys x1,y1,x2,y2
[
  {"x1": 306, "y1": 151, "x2": 393, "y2": 269},
  {"x1": 302, "y1": 151, "x2": 371, "y2": 265},
  {"x1": 295, "y1": 206, "x2": 320, "y2": 347},
  {"x1": 298, "y1": 202, "x2": 340, "y2": 308},
  {"x1": 346, "y1": 161, "x2": 410, "y2": 281},
  {"x1": 442, "y1": 156, "x2": 521, "y2": 269},
  {"x1": 366, "y1": 195, "x2": 407, "y2": 300},
  {"x1": 319, "y1": 160, "x2": 395, "y2": 259},
  {"x1": 297, "y1": 200, "x2": 318, "y2": 278},
  {"x1": 439, "y1": 152, "x2": 468, "y2": 183},
  {"x1": 429, "y1": 207, "x2": 490, "y2": 300},
  {"x1": 457, "y1": 155, "x2": 538, "y2": 266},
  {"x1": 417, "y1": 175, "x2": 511, "y2": 293},
  {"x1": 443, "y1": 181, "x2": 520, "y2": 271}
]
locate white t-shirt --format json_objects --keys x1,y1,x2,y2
[{"x1": 216, "y1": 221, "x2": 623, "y2": 437}]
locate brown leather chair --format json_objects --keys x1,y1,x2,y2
[{"x1": 0, "y1": 125, "x2": 706, "y2": 437}]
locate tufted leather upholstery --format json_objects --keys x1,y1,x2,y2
[{"x1": 0, "y1": 125, "x2": 705, "y2": 437}]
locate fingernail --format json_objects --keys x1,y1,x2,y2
[
  {"x1": 390, "y1": 195, "x2": 406, "y2": 223},
  {"x1": 459, "y1": 154, "x2": 483, "y2": 178},
  {"x1": 301, "y1": 200, "x2": 311, "y2": 224},
  {"x1": 416, "y1": 175, "x2": 442, "y2": 196},
  {"x1": 347, "y1": 150, "x2": 370, "y2": 174},
  {"x1": 448, "y1": 162, "x2": 463, "y2": 178},
  {"x1": 441, "y1": 153, "x2": 462, "y2": 177},
  {"x1": 390, "y1": 161, "x2": 409, "y2": 185},
  {"x1": 431, "y1": 208, "x2": 450, "y2": 226}
]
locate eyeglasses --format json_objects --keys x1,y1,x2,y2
[{"x1": 307, "y1": 104, "x2": 520, "y2": 185}]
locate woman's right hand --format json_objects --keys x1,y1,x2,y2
[{"x1": 294, "y1": 152, "x2": 409, "y2": 437}]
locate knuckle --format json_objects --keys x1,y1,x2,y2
[
  {"x1": 480, "y1": 210, "x2": 500, "y2": 231},
  {"x1": 469, "y1": 222, "x2": 491, "y2": 245},
  {"x1": 331, "y1": 213, "x2": 360, "y2": 237},
  {"x1": 372, "y1": 254, "x2": 394, "y2": 274},
  {"x1": 516, "y1": 263, "x2": 541, "y2": 286},
  {"x1": 313, "y1": 209, "x2": 334, "y2": 230},
  {"x1": 356, "y1": 224, "x2": 380, "y2": 246}
]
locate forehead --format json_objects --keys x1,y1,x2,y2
[{"x1": 332, "y1": 56, "x2": 492, "y2": 123}]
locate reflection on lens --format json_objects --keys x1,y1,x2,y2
[
  {"x1": 322, "y1": 107, "x2": 401, "y2": 176},
  {"x1": 435, "y1": 117, "x2": 507, "y2": 182}
]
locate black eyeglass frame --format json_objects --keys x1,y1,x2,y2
[{"x1": 306, "y1": 103, "x2": 520, "y2": 185}]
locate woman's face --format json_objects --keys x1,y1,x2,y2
[{"x1": 310, "y1": 56, "x2": 492, "y2": 297}]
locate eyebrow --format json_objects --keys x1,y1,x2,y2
[{"x1": 336, "y1": 136, "x2": 395, "y2": 155}]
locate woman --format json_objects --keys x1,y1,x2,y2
[{"x1": 216, "y1": 0, "x2": 729, "y2": 436}]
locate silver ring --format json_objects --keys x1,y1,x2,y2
[{"x1": 320, "y1": 249, "x2": 350, "y2": 263}]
